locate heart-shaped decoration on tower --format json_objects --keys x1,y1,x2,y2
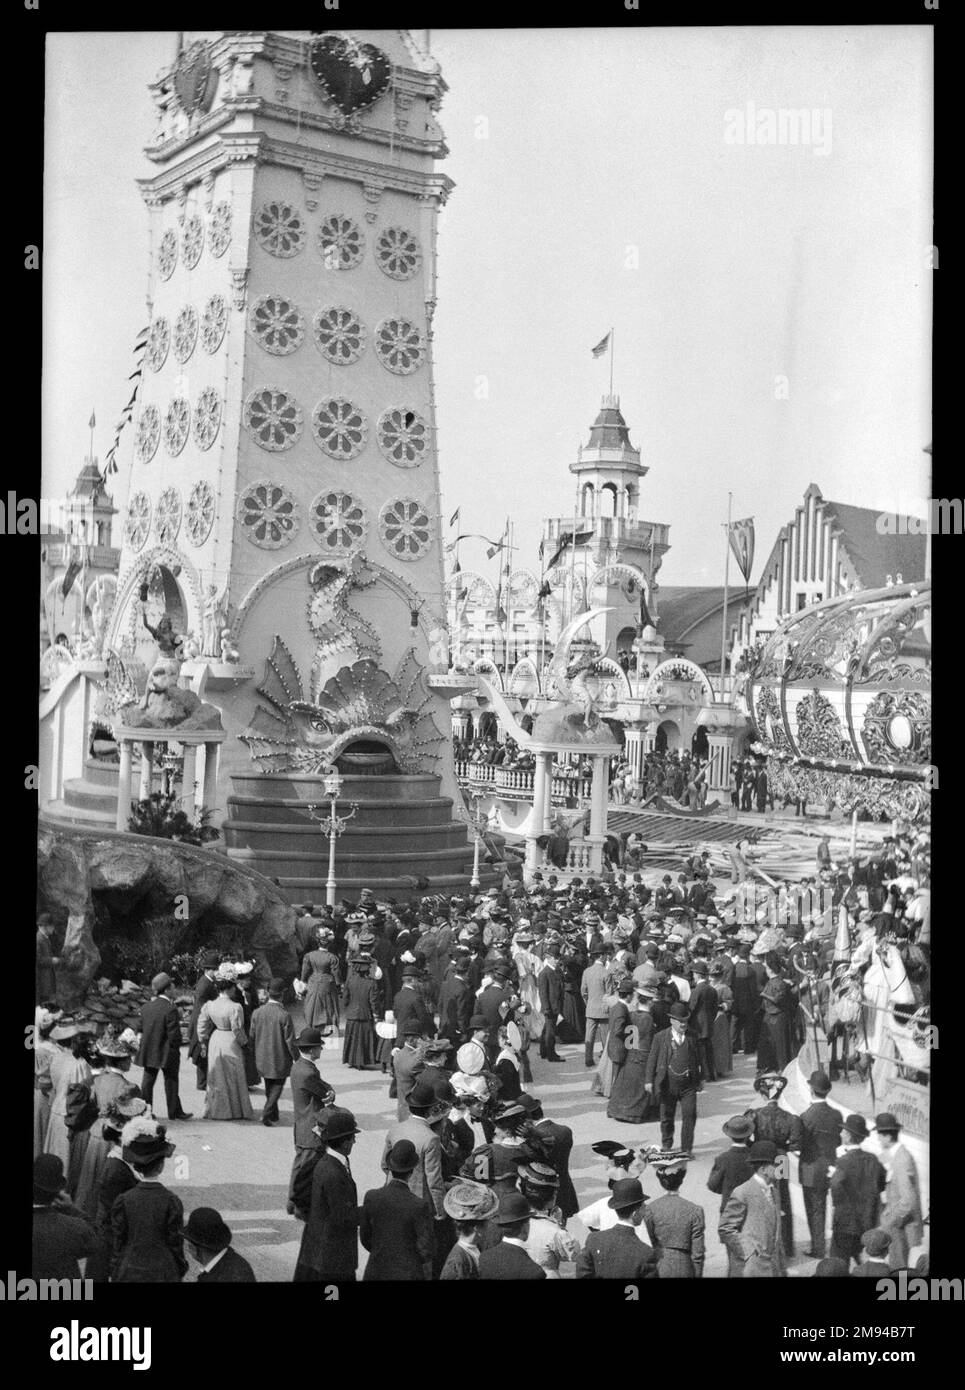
[
  {"x1": 309, "y1": 32, "x2": 392, "y2": 117},
  {"x1": 173, "y1": 40, "x2": 217, "y2": 116}
]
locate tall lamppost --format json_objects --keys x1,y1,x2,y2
[
  {"x1": 457, "y1": 791, "x2": 493, "y2": 890},
  {"x1": 308, "y1": 769, "x2": 358, "y2": 909}
]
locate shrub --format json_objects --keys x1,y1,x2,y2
[{"x1": 127, "y1": 793, "x2": 218, "y2": 846}]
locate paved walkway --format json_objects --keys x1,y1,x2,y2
[{"x1": 152, "y1": 1033, "x2": 822, "y2": 1281}]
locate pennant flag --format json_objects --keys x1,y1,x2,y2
[
  {"x1": 537, "y1": 580, "x2": 552, "y2": 602},
  {"x1": 591, "y1": 332, "x2": 610, "y2": 358},
  {"x1": 727, "y1": 516, "x2": 755, "y2": 584},
  {"x1": 449, "y1": 506, "x2": 461, "y2": 528},
  {"x1": 61, "y1": 556, "x2": 82, "y2": 599},
  {"x1": 88, "y1": 409, "x2": 96, "y2": 430},
  {"x1": 544, "y1": 527, "x2": 593, "y2": 573},
  {"x1": 635, "y1": 586, "x2": 654, "y2": 637},
  {"x1": 486, "y1": 526, "x2": 508, "y2": 560}
]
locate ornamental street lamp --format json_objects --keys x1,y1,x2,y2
[
  {"x1": 457, "y1": 790, "x2": 493, "y2": 890},
  {"x1": 308, "y1": 769, "x2": 358, "y2": 909}
]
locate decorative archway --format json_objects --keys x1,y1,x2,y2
[
  {"x1": 644, "y1": 658, "x2": 714, "y2": 704},
  {"x1": 107, "y1": 546, "x2": 200, "y2": 665},
  {"x1": 472, "y1": 657, "x2": 504, "y2": 692},
  {"x1": 508, "y1": 656, "x2": 540, "y2": 694},
  {"x1": 589, "y1": 561, "x2": 651, "y2": 605}
]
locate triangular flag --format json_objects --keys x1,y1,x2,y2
[{"x1": 591, "y1": 332, "x2": 610, "y2": 358}]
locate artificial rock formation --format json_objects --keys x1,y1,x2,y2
[{"x1": 37, "y1": 824, "x2": 297, "y2": 1007}]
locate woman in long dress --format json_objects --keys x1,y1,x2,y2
[
  {"x1": 492, "y1": 1027, "x2": 522, "y2": 1102},
  {"x1": 197, "y1": 976, "x2": 254, "y2": 1120},
  {"x1": 44, "y1": 1021, "x2": 95, "y2": 1193},
  {"x1": 341, "y1": 954, "x2": 382, "y2": 1069},
  {"x1": 710, "y1": 963, "x2": 734, "y2": 1078},
  {"x1": 607, "y1": 983, "x2": 656, "y2": 1124},
  {"x1": 642, "y1": 1158, "x2": 706, "y2": 1277},
  {"x1": 301, "y1": 930, "x2": 341, "y2": 1034},
  {"x1": 33, "y1": 1007, "x2": 59, "y2": 1157},
  {"x1": 559, "y1": 945, "x2": 586, "y2": 1043},
  {"x1": 86, "y1": 1094, "x2": 146, "y2": 1283},
  {"x1": 590, "y1": 983, "x2": 625, "y2": 1098},
  {"x1": 74, "y1": 1028, "x2": 140, "y2": 1218}
]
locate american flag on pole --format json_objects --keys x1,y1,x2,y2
[{"x1": 591, "y1": 332, "x2": 610, "y2": 358}]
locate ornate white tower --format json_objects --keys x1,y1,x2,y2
[
  {"x1": 542, "y1": 395, "x2": 671, "y2": 658},
  {"x1": 105, "y1": 31, "x2": 482, "y2": 898}
]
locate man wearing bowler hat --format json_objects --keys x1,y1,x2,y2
[
  {"x1": 874, "y1": 1111, "x2": 923, "y2": 1270},
  {"x1": 136, "y1": 973, "x2": 192, "y2": 1121},
  {"x1": 32, "y1": 1154, "x2": 97, "y2": 1280},
  {"x1": 718, "y1": 1140, "x2": 786, "y2": 1277},
  {"x1": 829, "y1": 1113, "x2": 887, "y2": 1268},
  {"x1": 184, "y1": 1206, "x2": 256, "y2": 1282},
  {"x1": 706, "y1": 1116, "x2": 756, "y2": 1227},
  {"x1": 187, "y1": 951, "x2": 221, "y2": 1091},
  {"x1": 360, "y1": 1140, "x2": 434, "y2": 1280},
  {"x1": 392, "y1": 1018, "x2": 428, "y2": 1122},
  {"x1": 293, "y1": 1106, "x2": 360, "y2": 1282},
  {"x1": 392, "y1": 965, "x2": 436, "y2": 1048},
  {"x1": 576, "y1": 1179, "x2": 660, "y2": 1279},
  {"x1": 287, "y1": 1027, "x2": 335, "y2": 1216},
  {"x1": 798, "y1": 1069, "x2": 842, "y2": 1258},
  {"x1": 478, "y1": 1191, "x2": 546, "y2": 1279},
  {"x1": 645, "y1": 1002, "x2": 702, "y2": 1153}
]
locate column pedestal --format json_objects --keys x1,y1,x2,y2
[{"x1": 116, "y1": 740, "x2": 133, "y2": 831}]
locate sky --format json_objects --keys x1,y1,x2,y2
[{"x1": 43, "y1": 27, "x2": 932, "y2": 588}]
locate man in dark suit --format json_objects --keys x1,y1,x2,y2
[
  {"x1": 687, "y1": 961, "x2": 719, "y2": 1081},
  {"x1": 577, "y1": 1179, "x2": 660, "y2": 1279},
  {"x1": 537, "y1": 947, "x2": 565, "y2": 1061},
  {"x1": 645, "y1": 1003, "x2": 702, "y2": 1153},
  {"x1": 798, "y1": 1069, "x2": 842, "y2": 1258},
  {"x1": 830, "y1": 1113, "x2": 887, "y2": 1267},
  {"x1": 293, "y1": 1107, "x2": 361, "y2": 1282},
  {"x1": 136, "y1": 973, "x2": 191, "y2": 1120},
  {"x1": 287, "y1": 1028, "x2": 335, "y2": 1215},
  {"x1": 360, "y1": 1140, "x2": 433, "y2": 1280},
  {"x1": 437, "y1": 954, "x2": 473, "y2": 1055},
  {"x1": 187, "y1": 951, "x2": 220, "y2": 1091},
  {"x1": 707, "y1": 1116, "x2": 756, "y2": 1276},
  {"x1": 184, "y1": 1207, "x2": 256, "y2": 1282},
  {"x1": 476, "y1": 964, "x2": 515, "y2": 1063},
  {"x1": 251, "y1": 977, "x2": 299, "y2": 1126},
  {"x1": 730, "y1": 945, "x2": 761, "y2": 1053},
  {"x1": 32, "y1": 1155, "x2": 97, "y2": 1280},
  {"x1": 391, "y1": 968, "x2": 436, "y2": 1047},
  {"x1": 478, "y1": 1191, "x2": 546, "y2": 1279}
]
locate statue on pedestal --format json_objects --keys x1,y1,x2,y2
[{"x1": 201, "y1": 582, "x2": 230, "y2": 658}]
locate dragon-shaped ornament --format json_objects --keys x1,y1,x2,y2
[{"x1": 241, "y1": 556, "x2": 444, "y2": 774}]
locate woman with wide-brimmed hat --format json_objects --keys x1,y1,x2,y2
[
  {"x1": 85, "y1": 1093, "x2": 149, "y2": 1282},
  {"x1": 607, "y1": 980, "x2": 657, "y2": 1124},
  {"x1": 110, "y1": 1117, "x2": 187, "y2": 1282},
  {"x1": 197, "y1": 967, "x2": 254, "y2": 1121},
  {"x1": 74, "y1": 1026, "x2": 141, "y2": 1218},
  {"x1": 44, "y1": 1019, "x2": 96, "y2": 1193},
  {"x1": 340, "y1": 951, "x2": 382, "y2": 1069},
  {"x1": 641, "y1": 1156, "x2": 706, "y2": 1278}
]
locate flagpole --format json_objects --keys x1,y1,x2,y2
[
  {"x1": 609, "y1": 327, "x2": 614, "y2": 398},
  {"x1": 720, "y1": 490, "x2": 732, "y2": 703}
]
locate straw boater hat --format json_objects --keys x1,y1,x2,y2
[{"x1": 443, "y1": 1181, "x2": 498, "y2": 1222}]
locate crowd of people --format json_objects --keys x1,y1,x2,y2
[{"x1": 33, "y1": 821, "x2": 929, "y2": 1283}]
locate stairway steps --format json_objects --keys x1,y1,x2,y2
[
  {"x1": 226, "y1": 795, "x2": 455, "y2": 828},
  {"x1": 42, "y1": 800, "x2": 117, "y2": 828}
]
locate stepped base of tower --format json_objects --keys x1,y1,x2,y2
[{"x1": 222, "y1": 772, "x2": 501, "y2": 904}]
